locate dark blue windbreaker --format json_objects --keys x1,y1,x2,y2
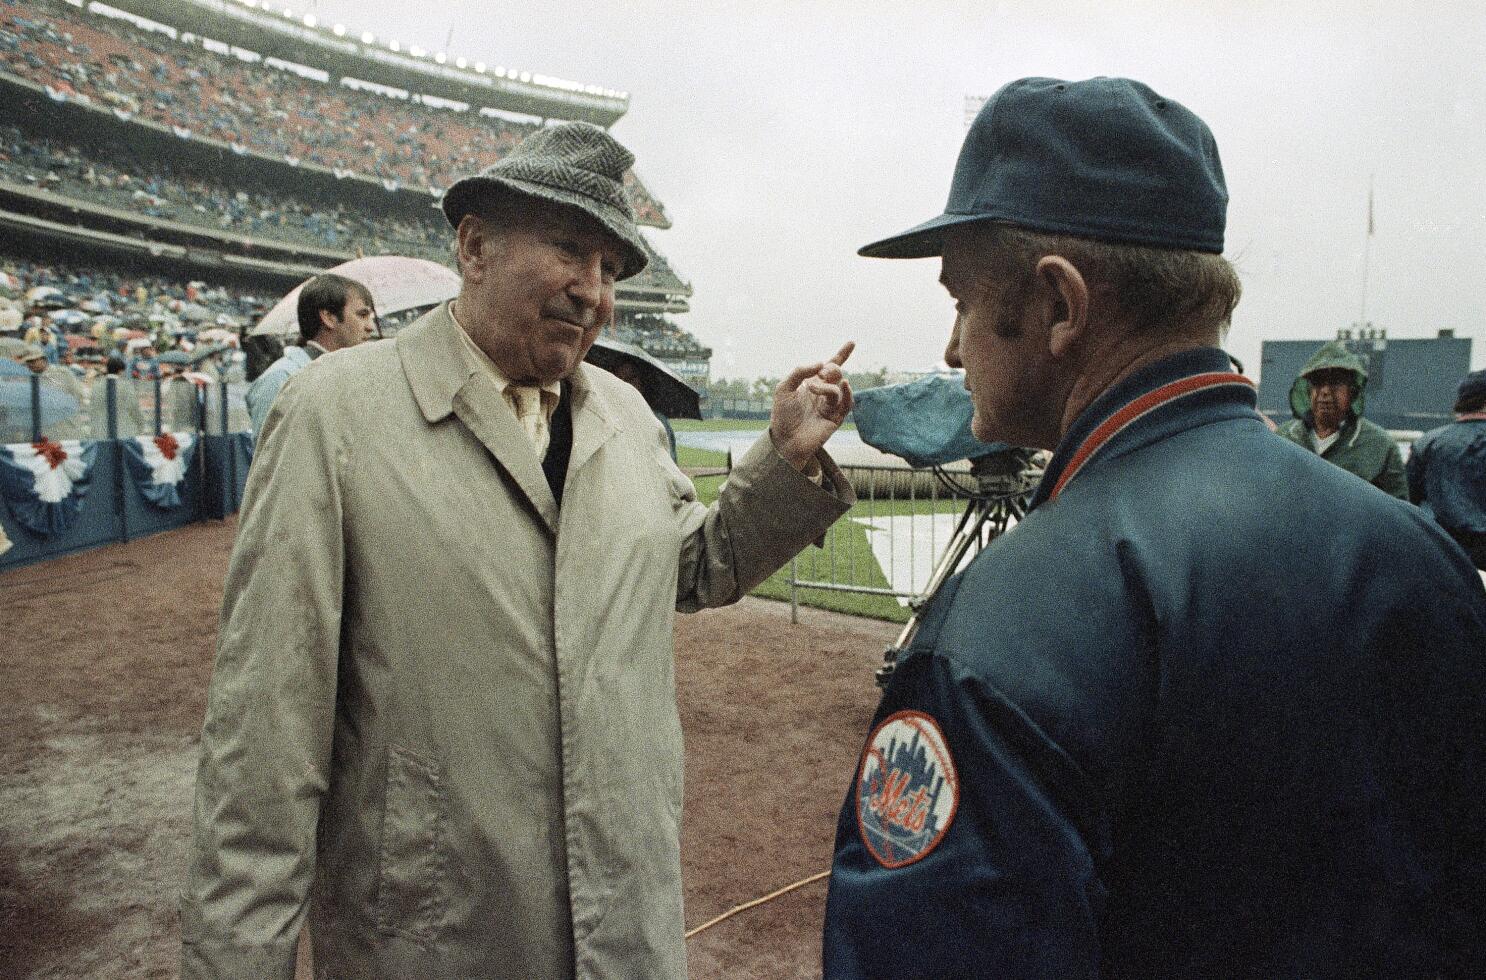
[
  {"x1": 1407, "y1": 416, "x2": 1486, "y2": 536},
  {"x1": 824, "y1": 347, "x2": 1486, "y2": 979}
]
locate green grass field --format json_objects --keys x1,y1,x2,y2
[{"x1": 676, "y1": 445, "x2": 729, "y2": 470}]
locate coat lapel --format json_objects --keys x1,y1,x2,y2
[
  {"x1": 566, "y1": 364, "x2": 619, "y2": 479},
  {"x1": 398, "y1": 303, "x2": 558, "y2": 533}
]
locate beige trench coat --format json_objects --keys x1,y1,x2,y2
[{"x1": 180, "y1": 303, "x2": 853, "y2": 979}]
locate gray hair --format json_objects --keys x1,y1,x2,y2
[{"x1": 969, "y1": 224, "x2": 1242, "y2": 336}]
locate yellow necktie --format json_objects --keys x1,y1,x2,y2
[{"x1": 510, "y1": 385, "x2": 550, "y2": 459}]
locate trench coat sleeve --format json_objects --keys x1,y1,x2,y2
[
  {"x1": 673, "y1": 430, "x2": 853, "y2": 612},
  {"x1": 180, "y1": 374, "x2": 344, "y2": 980}
]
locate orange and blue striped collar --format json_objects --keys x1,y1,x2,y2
[{"x1": 1030, "y1": 348, "x2": 1258, "y2": 509}]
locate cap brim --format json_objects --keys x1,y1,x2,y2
[{"x1": 858, "y1": 211, "x2": 998, "y2": 259}]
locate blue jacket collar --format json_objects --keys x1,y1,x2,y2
[{"x1": 1030, "y1": 347, "x2": 1257, "y2": 510}]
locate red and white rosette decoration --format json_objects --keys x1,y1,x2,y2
[
  {"x1": 123, "y1": 432, "x2": 198, "y2": 509},
  {"x1": 0, "y1": 439, "x2": 98, "y2": 538}
]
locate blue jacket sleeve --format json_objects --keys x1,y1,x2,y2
[{"x1": 245, "y1": 367, "x2": 290, "y2": 440}]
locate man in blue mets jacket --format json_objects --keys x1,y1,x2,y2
[{"x1": 823, "y1": 76, "x2": 1486, "y2": 979}]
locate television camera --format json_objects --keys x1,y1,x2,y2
[{"x1": 851, "y1": 374, "x2": 1044, "y2": 687}]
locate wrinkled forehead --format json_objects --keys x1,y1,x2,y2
[{"x1": 513, "y1": 200, "x2": 625, "y2": 259}]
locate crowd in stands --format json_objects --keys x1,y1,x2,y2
[
  {"x1": 611, "y1": 312, "x2": 711, "y2": 360},
  {"x1": 0, "y1": 256, "x2": 260, "y2": 376},
  {"x1": 0, "y1": 257, "x2": 267, "y2": 441},
  {"x1": 0, "y1": 127, "x2": 694, "y2": 297},
  {"x1": 0, "y1": 0, "x2": 710, "y2": 427},
  {"x1": 0, "y1": 123, "x2": 695, "y2": 300},
  {"x1": 0, "y1": 125, "x2": 451, "y2": 262},
  {"x1": 0, "y1": 252, "x2": 710, "y2": 411},
  {"x1": 628, "y1": 240, "x2": 690, "y2": 294},
  {"x1": 0, "y1": 0, "x2": 670, "y2": 225}
]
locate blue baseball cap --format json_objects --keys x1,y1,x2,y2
[{"x1": 860, "y1": 76, "x2": 1228, "y2": 259}]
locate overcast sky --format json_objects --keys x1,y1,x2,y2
[{"x1": 304, "y1": 0, "x2": 1486, "y2": 384}]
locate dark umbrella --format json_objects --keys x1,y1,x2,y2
[{"x1": 584, "y1": 336, "x2": 701, "y2": 420}]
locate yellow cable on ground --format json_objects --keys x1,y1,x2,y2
[{"x1": 685, "y1": 870, "x2": 832, "y2": 940}]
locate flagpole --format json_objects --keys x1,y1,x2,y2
[{"x1": 1359, "y1": 174, "x2": 1374, "y2": 329}]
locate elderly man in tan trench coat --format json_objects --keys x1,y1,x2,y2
[{"x1": 181, "y1": 125, "x2": 857, "y2": 979}]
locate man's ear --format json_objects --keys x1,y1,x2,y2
[
  {"x1": 318, "y1": 307, "x2": 339, "y2": 334},
  {"x1": 1037, "y1": 255, "x2": 1089, "y2": 359},
  {"x1": 455, "y1": 214, "x2": 490, "y2": 282}
]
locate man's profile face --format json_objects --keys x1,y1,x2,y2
[
  {"x1": 323, "y1": 292, "x2": 377, "y2": 351},
  {"x1": 940, "y1": 227, "x2": 1056, "y2": 448},
  {"x1": 459, "y1": 204, "x2": 620, "y2": 385},
  {"x1": 1307, "y1": 368, "x2": 1354, "y2": 432},
  {"x1": 24, "y1": 356, "x2": 45, "y2": 375}
]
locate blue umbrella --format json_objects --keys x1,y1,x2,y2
[{"x1": 0, "y1": 359, "x2": 80, "y2": 440}]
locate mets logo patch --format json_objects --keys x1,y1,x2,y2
[{"x1": 855, "y1": 710, "x2": 958, "y2": 868}]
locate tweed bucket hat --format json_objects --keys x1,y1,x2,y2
[{"x1": 441, "y1": 122, "x2": 649, "y2": 280}]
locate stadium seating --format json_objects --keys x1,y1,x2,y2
[
  {"x1": 3, "y1": 255, "x2": 266, "y2": 320},
  {"x1": 0, "y1": 0, "x2": 670, "y2": 224},
  {"x1": 0, "y1": 0, "x2": 708, "y2": 376},
  {"x1": 0, "y1": 124, "x2": 451, "y2": 261}
]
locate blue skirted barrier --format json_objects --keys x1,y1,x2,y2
[{"x1": 0, "y1": 378, "x2": 255, "y2": 571}]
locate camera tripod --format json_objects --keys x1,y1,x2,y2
[{"x1": 874, "y1": 449, "x2": 1041, "y2": 688}]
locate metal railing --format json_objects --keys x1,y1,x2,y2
[
  {"x1": 0, "y1": 372, "x2": 250, "y2": 445},
  {"x1": 786, "y1": 456, "x2": 1040, "y2": 623}
]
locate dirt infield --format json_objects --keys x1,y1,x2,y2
[{"x1": 0, "y1": 519, "x2": 896, "y2": 979}]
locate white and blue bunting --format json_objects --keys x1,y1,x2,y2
[
  {"x1": 0, "y1": 439, "x2": 98, "y2": 538},
  {"x1": 123, "y1": 433, "x2": 198, "y2": 510}
]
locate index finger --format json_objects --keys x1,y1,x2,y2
[{"x1": 829, "y1": 341, "x2": 856, "y2": 367}]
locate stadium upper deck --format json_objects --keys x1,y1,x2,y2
[
  {"x1": 0, "y1": 0, "x2": 668, "y2": 225},
  {"x1": 102, "y1": 0, "x2": 631, "y2": 126},
  {"x1": 0, "y1": 122, "x2": 693, "y2": 303},
  {"x1": 0, "y1": 0, "x2": 706, "y2": 369}
]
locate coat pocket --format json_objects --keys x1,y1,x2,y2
[{"x1": 374, "y1": 744, "x2": 448, "y2": 944}]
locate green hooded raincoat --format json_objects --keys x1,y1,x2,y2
[{"x1": 1278, "y1": 340, "x2": 1407, "y2": 499}]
